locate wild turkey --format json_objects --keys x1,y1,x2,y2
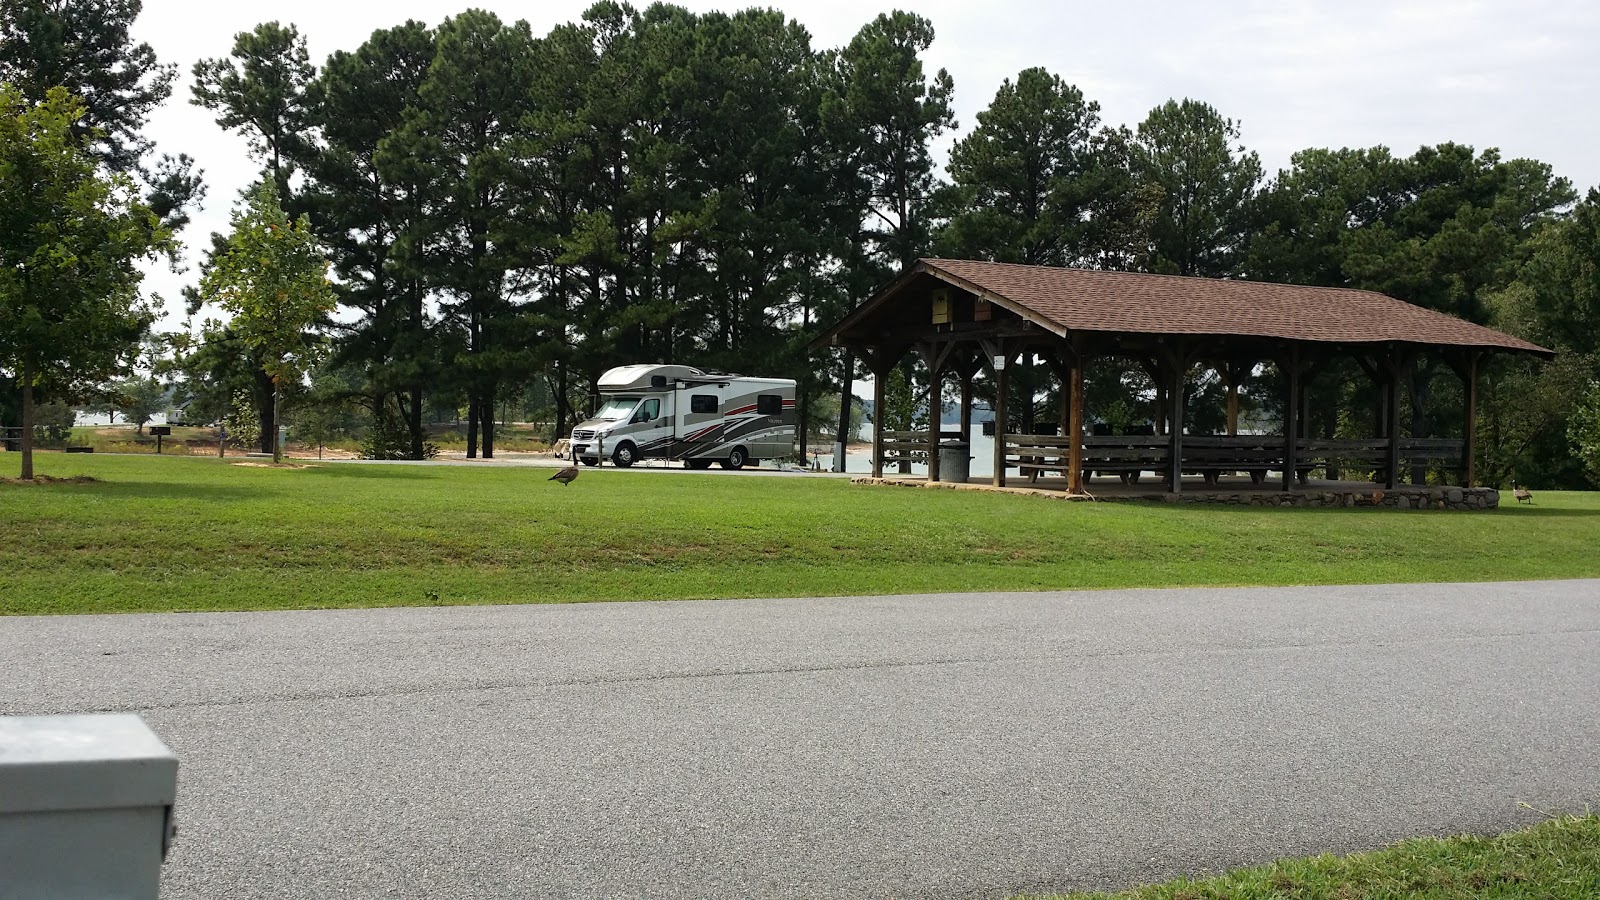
[
  {"x1": 548, "y1": 465, "x2": 579, "y2": 486},
  {"x1": 1512, "y1": 480, "x2": 1532, "y2": 504}
]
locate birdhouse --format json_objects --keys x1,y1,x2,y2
[
  {"x1": 974, "y1": 296, "x2": 992, "y2": 322},
  {"x1": 931, "y1": 288, "x2": 952, "y2": 325}
]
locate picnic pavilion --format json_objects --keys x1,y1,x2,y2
[{"x1": 810, "y1": 259, "x2": 1552, "y2": 506}]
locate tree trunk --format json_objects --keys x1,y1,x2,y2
[
  {"x1": 466, "y1": 395, "x2": 479, "y2": 459},
  {"x1": 482, "y1": 384, "x2": 496, "y2": 459},
  {"x1": 797, "y1": 379, "x2": 809, "y2": 463},
  {"x1": 255, "y1": 365, "x2": 275, "y2": 454},
  {"x1": 271, "y1": 383, "x2": 282, "y2": 465},
  {"x1": 833, "y1": 350, "x2": 854, "y2": 473},
  {"x1": 554, "y1": 363, "x2": 570, "y2": 440},
  {"x1": 20, "y1": 358, "x2": 35, "y2": 481},
  {"x1": 408, "y1": 386, "x2": 424, "y2": 460},
  {"x1": 408, "y1": 274, "x2": 426, "y2": 460}
]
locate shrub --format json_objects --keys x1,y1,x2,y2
[{"x1": 360, "y1": 410, "x2": 438, "y2": 460}]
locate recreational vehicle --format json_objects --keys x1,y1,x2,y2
[{"x1": 569, "y1": 364, "x2": 797, "y2": 469}]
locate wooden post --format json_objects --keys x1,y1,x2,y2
[
  {"x1": 1296, "y1": 374, "x2": 1309, "y2": 440},
  {"x1": 871, "y1": 368, "x2": 886, "y2": 479},
  {"x1": 1462, "y1": 352, "x2": 1479, "y2": 488},
  {"x1": 959, "y1": 363, "x2": 974, "y2": 445},
  {"x1": 1224, "y1": 360, "x2": 1247, "y2": 437},
  {"x1": 1057, "y1": 370, "x2": 1070, "y2": 446},
  {"x1": 1226, "y1": 381, "x2": 1240, "y2": 436},
  {"x1": 926, "y1": 365, "x2": 942, "y2": 484},
  {"x1": 1020, "y1": 353, "x2": 1036, "y2": 435},
  {"x1": 1154, "y1": 384, "x2": 1167, "y2": 436},
  {"x1": 1168, "y1": 353, "x2": 1185, "y2": 494},
  {"x1": 1386, "y1": 352, "x2": 1402, "y2": 491},
  {"x1": 1068, "y1": 350, "x2": 1085, "y2": 495},
  {"x1": 1283, "y1": 348, "x2": 1299, "y2": 492},
  {"x1": 993, "y1": 346, "x2": 1009, "y2": 488},
  {"x1": 833, "y1": 349, "x2": 855, "y2": 473}
]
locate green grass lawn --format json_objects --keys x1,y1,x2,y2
[
  {"x1": 2, "y1": 453, "x2": 1597, "y2": 615},
  {"x1": 1025, "y1": 814, "x2": 1600, "y2": 899}
]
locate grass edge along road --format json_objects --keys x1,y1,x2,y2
[
  {"x1": 1023, "y1": 814, "x2": 1600, "y2": 899},
  {"x1": 3, "y1": 453, "x2": 1598, "y2": 615}
]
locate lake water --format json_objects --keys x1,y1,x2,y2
[{"x1": 811, "y1": 427, "x2": 999, "y2": 478}]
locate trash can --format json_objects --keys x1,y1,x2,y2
[
  {"x1": 0, "y1": 714, "x2": 178, "y2": 900},
  {"x1": 938, "y1": 442, "x2": 972, "y2": 483}
]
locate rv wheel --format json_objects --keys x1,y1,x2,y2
[
  {"x1": 580, "y1": 456, "x2": 600, "y2": 467},
  {"x1": 720, "y1": 446, "x2": 747, "y2": 470},
  {"x1": 611, "y1": 442, "x2": 637, "y2": 468}
]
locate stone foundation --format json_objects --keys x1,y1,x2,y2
[{"x1": 851, "y1": 477, "x2": 1499, "y2": 510}]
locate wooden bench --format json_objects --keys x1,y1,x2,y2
[
  {"x1": 1008, "y1": 435, "x2": 1467, "y2": 487},
  {"x1": 877, "y1": 429, "x2": 931, "y2": 471}
]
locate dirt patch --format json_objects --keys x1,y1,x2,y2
[
  {"x1": 231, "y1": 462, "x2": 323, "y2": 470},
  {"x1": 0, "y1": 474, "x2": 98, "y2": 486}
]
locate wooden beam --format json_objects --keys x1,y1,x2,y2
[
  {"x1": 916, "y1": 337, "x2": 963, "y2": 378},
  {"x1": 1351, "y1": 353, "x2": 1381, "y2": 385},
  {"x1": 859, "y1": 343, "x2": 907, "y2": 377},
  {"x1": 952, "y1": 346, "x2": 984, "y2": 381}
]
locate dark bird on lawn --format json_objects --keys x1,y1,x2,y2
[
  {"x1": 1512, "y1": 480, "x2": 1533, "y2": 504},
  {"x1": 549, "y1": 465, "x2": 579, "y2": 486}
]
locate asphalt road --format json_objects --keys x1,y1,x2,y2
[{"x1": 3, "y1": 581, "x2": 1598, "y2": 899}]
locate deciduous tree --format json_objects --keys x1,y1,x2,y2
[
  {"x1": 199, "y1": 183, "x2": 334, "y2": 463},
  {"x1": 0, "y1": 86, "x2": 173, "y2": 479}
]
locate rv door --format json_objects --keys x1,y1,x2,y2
[{"x1": 674, "y1": 384, "x2": 723, "y2": 460}]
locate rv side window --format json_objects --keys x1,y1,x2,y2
[
  {"x1": 756, "y1": 394, "x2": 782, "y2": 415},
  {"x1": 690, "y1": 394, "x2": 718, "y2": 414},
  {"x1": 632, "y1": 398, "x2": 660, "y2": 423}
]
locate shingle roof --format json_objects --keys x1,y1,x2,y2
[{"x1": 912, "y1": 259, "x2": 1550, "y2": 355}]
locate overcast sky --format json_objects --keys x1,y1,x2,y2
[{"x1": 129, "y1": 0, "x2": 1600, "y2": 328}]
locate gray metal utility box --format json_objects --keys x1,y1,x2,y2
[{"x1": 0, "y1": 714, "x2": 177, "y2": 899}]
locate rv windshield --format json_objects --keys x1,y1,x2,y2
[{"x1": 593, "y1": 397, "x2": 640, "y2": 421}]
